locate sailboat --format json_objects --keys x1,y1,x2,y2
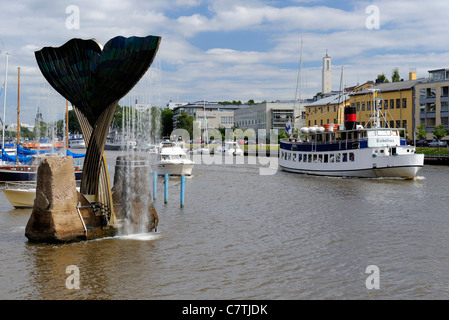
[{"x1": 1, "y1": 69, "x2": 83, "y2": 182}]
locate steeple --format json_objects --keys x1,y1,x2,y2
[{"x1": 322, "y1": 51, "x2": 332, "y2": 94}]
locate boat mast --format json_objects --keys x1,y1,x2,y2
[
  {"x1": 2, "y1": 52, "x2": 8, "y2": 154},
  {"x1": 293, "y1": 39, "x2": 303, "y2": 131},
  {"x1": 16, "y1": 67, "x2": 20, "y2": 164},
  {"x1": 368, "y1": 88, "x2": 380, "y2": 128},
  {"x1": 337, "y1": 66, "x2": 344, "y2": 124}
]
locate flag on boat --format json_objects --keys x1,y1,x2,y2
[{"x1": 285, "y1": 117, "x2": 292, "y2": 137}]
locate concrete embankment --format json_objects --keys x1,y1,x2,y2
[{"x1": 423, "y1": 154, "x2": 449, "y2": 165}]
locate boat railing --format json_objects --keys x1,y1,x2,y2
[{"x1": 2, "y1": 181, "x2": 36, "y2": 191}]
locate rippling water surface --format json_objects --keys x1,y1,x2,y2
[{"x1": 1, "y1": 151, "x2": 449, "y2": 299}]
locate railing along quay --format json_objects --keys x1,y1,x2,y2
[{"x1": 423, "y1": 154, "x2": 449, "y2": 165}]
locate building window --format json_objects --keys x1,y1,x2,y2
[
  {"x1": 396, "y1": 98, "x2": 400, "y2": 109},
  {"x1": 367, "y1": 101, "x2": 371, "y2": 110},
  {"x1": 384, "y1": 100, "x2": 388, "y2": 109},
  {"x1": 396, "y1": 120, "x2": 401, "y2": 128},
  {"x1": 427, "y1": 88, "x2": 436, "y2": 98},
  {"x1": 402, "y1": 98, "x2": 407, "y2": 108},
  {"x1": 420, "y1": 88, "x2": 426, "y2": 100},
  {"x1": 362, "y1": 102, "x2": 365, "y2": 111},
  {"x1": 390, "y1": 120, "x2": 395, "y2": 128},
  {"x1": 442, "y1": 101, "x2": 449, "y2": 112},
  {"x1": 357, "y1": 102, "x2": 360, "y2": 111},
  {"x1": 378, "y1": 100, "x2": 382, "y2": 109},
  {"x1": 426, "y1": 103, "x2": 436, "y2": 112},
  {"x1": 442, "y1": 86, "x2": 449, "y2": 97},
  {"x1": 426, "y1": 118, "x2": 436, "y2": 126},
  {"x1": 402, "y1": 120, "x2": 407, "y2": 129},
  {"x1": 441, "y1": 117, "x2": 449, "y2": 126},
  {"x1": 390, "y1": 99, "x2": 394, "y2": 109}
]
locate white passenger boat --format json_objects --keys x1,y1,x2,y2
[
  {"x1": 279, "y1": 105, "x2": 424, "y2": 179},
  {"x1": 155, "y1": 141, "x2": 194, "y2": 176}
]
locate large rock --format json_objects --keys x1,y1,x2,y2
[{"x1": 25, "y1": 156, "x2": 85, "y2": 243}]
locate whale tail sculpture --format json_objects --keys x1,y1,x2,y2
[{"x1": 27, "y1": 35, "x2": 161, "y2": 242}]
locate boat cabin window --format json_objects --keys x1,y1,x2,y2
[
  {"x1": 287, "y1": 153, "x2": 291, "y2": 161},
  {"x1": 308, "y1": 154, "x2": 312, "y2": 163},
  {"x1": 336, "y1": 153, "x2": 341, "y2": 163},
  {"x1": 342, "y1": 153, "x2": 348, "y2": 162},
  {"x1": 377, "y1": 130, "x2": 391, "y2": 136},
  {"x1": 330, "y1": 154, "x2": 335, "y2": 163},
  {"x1": 324, "y1": 154, "x2": 328, "y2": 163},
  {"x1": 293, "y1": 153, "x2": 297, "y2": 162},
  {"x1": 298, "y1": 154, "x2": 302, "y2": 162},
  {"x1": 349, "y1": 153, "x2": 355, "y2": 162}
]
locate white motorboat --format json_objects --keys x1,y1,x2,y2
[
  {"x1": 2, "y1": 182, "x2": 37, "y2": 208},
  {"x1": 190, "y1": 145, "x2": 210, "y2": 155},
  {"x1": 105, "y1": 138, "x2": 137, "y2": 150},
  {"x1": 216, "y1": 141, "x2": 244, "y2": 156},
  {"x1": 279, "y1": 104, "x2": 424, "y2": 179},
  {"x1": 68, "y1": 135, "x2": 86, "y2": 149},
  {"x1": 155, "y1": 141, "x2": 194, "y2": 176},
  {"x1": 3, "y1": 181, "x2": 81, "y2": 209}
]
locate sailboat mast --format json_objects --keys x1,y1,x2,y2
[
  {"x1": 293, "y1": 39, "x2": 303, "y2": 130},
  {"x1": 2, "y1": 52, "x2": 8, "y2": 152},
  {"x1": 16, "y1": 67, "x2": 20, "y2": 164}
]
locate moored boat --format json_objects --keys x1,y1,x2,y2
[
  {"x1": 216, "y1": 141, "x2": 244, "y2": 156},
  {"x1": 279, "y1": 104, "x2": 424, "y2": 179},
  {"x1": 155, "y1": 140, "x2": 194, "y2": 176},
  {"x1": 0, "y1": 154, "x2": 83, "y2": 182}
]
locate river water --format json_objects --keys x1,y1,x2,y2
[{"x1": 1, "y1": 150, "x2": 449, "y2": 300}]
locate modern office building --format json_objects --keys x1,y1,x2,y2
[
  {"x1": 414, "y1": 68, "x2": 449, "y2": 140},
  {"x1": 172, "y1": 101, "x2": 241, "y2": 130},
  {"x1": 234, "y1": 100, "x2": 308, "y2": 136}
]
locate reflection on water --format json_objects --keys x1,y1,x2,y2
[{"x1": 1, "y1": 151, "x2": 449, "y2": 299}]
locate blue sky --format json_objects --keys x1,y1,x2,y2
[{"x1": 1, "y1": 0, "x2": 449, "y2": 126}]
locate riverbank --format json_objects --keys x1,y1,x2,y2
[{"x1": 416, "y1": 147, "x2": 449, "y2": 165}]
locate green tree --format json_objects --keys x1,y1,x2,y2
[
  {"x1": 391, "y1": 68, "x2": 400, "y2": 82},
  {"x1": 176, "y1": 112, "x2": 193, "y2": 139},
  {"x1": 377, "y1": 73, "x2": 390, "y2": 83},
  {"x1": 416, "y1": 124, "x2": 427, "y2": 140},
  {"x1": 160, "y1": 108, "x2": 173, "y2": 137},
  {"x1": 68, "y1": 109, "x2": 81, "y2": 133},
  {"x1": 432, "y1": 124, "x2": 449, "y2": 140}
]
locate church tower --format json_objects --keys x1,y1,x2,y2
[{"x1": 322, "y1": 51, "x2": 332, "y2": 94}]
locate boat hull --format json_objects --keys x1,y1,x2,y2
[
  {"x1": 279, "y1": 147, "x2": 424, "y2": 179},
  {"x1": 0, "y1": 168, "x2": 82, "y2": 182},
  {"x1": 3, "y1": 188, "x2": 36, "y2": 208},
  {"x1": 155, "y1": 162, "x2": 194, "y2": 176}
]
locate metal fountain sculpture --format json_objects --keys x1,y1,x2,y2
[{"x1": 26, "y1": 35, "x2": 161, "y2": 242}]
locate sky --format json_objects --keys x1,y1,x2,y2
[{"x1": 1, "y1": 0, "x2": 449, "y2": 125}]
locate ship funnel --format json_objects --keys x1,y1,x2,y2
[{"x1": 344, "y1": 106, "x2": 357, "y2": 130}]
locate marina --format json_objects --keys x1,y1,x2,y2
[{"x1": 1, "y1": 150, "x2": 449, "y2": 299}]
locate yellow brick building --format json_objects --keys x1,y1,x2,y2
[{"x1": 349, "y1": 80, "x2": 418, "y2": 139}]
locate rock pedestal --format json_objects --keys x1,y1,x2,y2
[
  {"x1": 25, "y1": 156, "x2": 117, "y2": 243},
  {"x1": 25, "y1": 157, "x2": 85, "y2": 242}
]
